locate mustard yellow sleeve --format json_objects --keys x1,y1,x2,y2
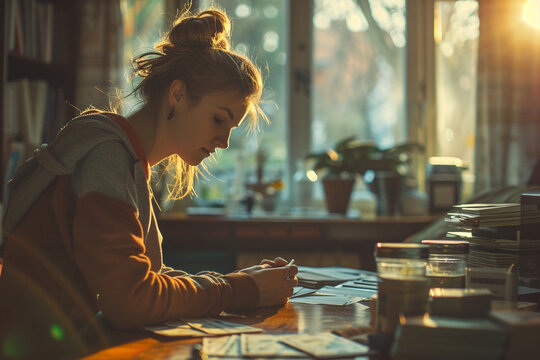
[{"x1": 72, "y1": 192, "x2": 259, "y2": 329}]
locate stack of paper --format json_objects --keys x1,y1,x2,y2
[
  {"x1": 444, "y1": 203, "x2": 540, "y2": 278},
  {"x1": 445, "y1": 203, "x2": 540, "y2": 229}
]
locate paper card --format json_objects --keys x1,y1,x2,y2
[
  {"x1": 291, "y1": 286, "x2": 318, "y2": 298},
  {"x1": 240, "y1": 334, "x2": 308, "y2": 358},
  {"x1": 143, "y1": 322, "x2": 206, "y2": 337},
  {"x1": 289, "y1": 294, "x2": 366, "y2": 306},
  {"x1": 279, "y1": 333, "x2": 370, "y2": 359},
  {"x1": 317, "y1": 285, "x2": 376, "y2": 299},
  {"x1": 187, "y1": 318, "x2": 263, "y2": 335},
  {"x1": 202, "y1": 335, "x2": 241, "y2": 357}
]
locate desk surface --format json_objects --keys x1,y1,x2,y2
[{"x1": 81, "y1": 302, "x2": 372, "y2": 360}]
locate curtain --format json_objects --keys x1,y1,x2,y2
[
  {"x1": 474, "y1": 0, "x2": 540, "y2": 192},
  {"x1": 75, "y1": 0, "x2": 123, "y2": 111}
]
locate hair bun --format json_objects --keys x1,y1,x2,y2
[{"x1": 168, "y1": 9, "x2": 231, "y2": 51}]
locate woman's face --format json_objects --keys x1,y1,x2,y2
[{"x1": 163, "y1": 88, "x2": 249, "y2": 166}]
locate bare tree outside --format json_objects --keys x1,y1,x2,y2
[{"x1": 312, "y1": 0, "x2": 406, "y2": 153}]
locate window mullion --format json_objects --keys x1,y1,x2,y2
[
  {"x1": 287, "y1": 0, "x2": 313, "y2": 207},
  {"x1": 406, "y1": 0, "x2": 435, "y2": 190}
]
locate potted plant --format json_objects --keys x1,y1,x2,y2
[{"x1": 306, "y1": 136, "x2": 424, "y2": 215}]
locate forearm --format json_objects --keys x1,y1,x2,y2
[{"x1": 73, "y1": 192, "x2": 258, "y2": 328}]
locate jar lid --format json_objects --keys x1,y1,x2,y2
[
  {"x1": 421, "y1": 240, "x2": 470, "y2": 254},
  {"x1": 375, "y1": 243, "x2": 430, "y2": 259}
]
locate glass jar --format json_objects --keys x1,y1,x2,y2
[
  {"x1": 374, "y1": 243, "x2": 430, "y2": 334},
  {"x1": 421, "y1": 240, "x2": 469, "y2": 289}
]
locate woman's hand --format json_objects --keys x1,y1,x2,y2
[
  {"x1": 260, "y1": 257, "x2": 288, "y2": 268},
  {"x1": 239, "y1": 263, "x2": 298, "y2": 308}
]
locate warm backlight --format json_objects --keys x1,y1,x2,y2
[{"x1": 522, "y1": 0, "x2": 540, "y2": 29}]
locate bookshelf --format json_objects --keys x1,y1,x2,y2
[{"x1": 0, "y1": 0, "x2": 81, "y2": 201}]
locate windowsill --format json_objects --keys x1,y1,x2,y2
[{"x1": 163, "y1": 207, "x2": 441, "y2": 223}]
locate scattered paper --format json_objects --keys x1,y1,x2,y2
[
  {"x1": 202, "y1": 335, "x2": 241, "y2": 357},
  {"x1": 143, "y1": 322, "x2": 206, "y2": 337},
  {"x1": 240, "y1": 334, "x2": 308, "y2": 358},
  {"x1": 291, "y1": 286, "x2": 318, "y2": 298},
  {"x1": 144, "y1": 318, "x2": 262, "y2": 337},
  {"x1": 279, "y1": 332, "x2": 371, "y2": 359},
  {"x1": 187, "y1": 318, "x2": 262, "y2": 335},
  {"x1": 289, "y1": 294, "x2": 366, "y2": 306}
]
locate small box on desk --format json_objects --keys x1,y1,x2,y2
[
  {"x1": 430, "y1": 288, "x2": 493, "y2": 318},
  {"x1": 466, "y1": 267, "x2": 518, "y2": 302}
]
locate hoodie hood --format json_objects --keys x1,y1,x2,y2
[{"x1": 3, "y1": 113, "x2": 140, "y2": 235}]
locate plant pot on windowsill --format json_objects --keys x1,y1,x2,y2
[
  {"x1": 306, "y1": 137, "x2": 424, "y2": 217},
  {"x1": 321, "y1": 175, "x2": 356, "y2": 215}
]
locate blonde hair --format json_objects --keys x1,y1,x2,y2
[{"x1": 131, "y1": 8, "x2": 267, "y2": 200}]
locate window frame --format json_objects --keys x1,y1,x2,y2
[{"x1": 288, "y1": 0, "x2": 438, "y2": 197}]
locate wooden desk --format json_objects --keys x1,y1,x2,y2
[
  {"x1": 158, "y1": 214, "x2": 440, "y2": 271},
  {"x1": 81, "y1": 302, "x2": 373, "y2": 360}
]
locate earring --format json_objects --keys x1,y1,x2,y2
[{"x1": 167, "y1": 107, "x2": 175, "y2": 120}]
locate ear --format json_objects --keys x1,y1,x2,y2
[{"x1": 168, "y1": 79, "x2": 186, "y2": 107}]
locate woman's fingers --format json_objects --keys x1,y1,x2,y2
[
  {"x1": 260, "y1": 257, "x2": 289, "y2": 267},
  {"x1": 286, "y1": 276, "x2": 298, "y2": 288},
  {"x1": 284, "y1": 265, "x2": 298, "y2": 280},
  {"x1": 273, "y1": 257, "x2": 288, "y2": 266},
  {"x1": 247, "y1": 265, "x2": 299, "y2": 308},
  {"x1": 286, "y1": 287, "x2": 295, "y2": 297},
  {"x1": 260, "y1": 259, "x2": 276, "y2": 267}
]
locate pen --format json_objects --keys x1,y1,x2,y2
[
  {"x1": 287, "y1": 258, "x2": 295, "y2": 267},
  {"x1": 285, "y1": 259, "x2": 295, "y2": 280}
]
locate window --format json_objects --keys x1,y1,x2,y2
[
  {"x1": 118, "y1": 0, "x2": 479, "y2": 210},
  {"x1": 434, "y1": 0, "x2": 478, "y2": 199},
  {"x1": 197, "y1": 0, "x2": 288, "y2": 206},
  {"x1": 312, "y1": 0, "x2": 406, "y2": 152}
]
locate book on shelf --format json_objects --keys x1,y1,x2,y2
[
  {"x1": 13, "y1": 79, "x2": 49, "y2": 147},
  {"x1": 4, "y1": 78, "x2": 65, "y2": 145},
  {"x1": 7, "y1": 0, "x2": 55, "y2": 62}
]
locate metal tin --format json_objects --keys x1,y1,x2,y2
[
  {"x1": 421, "y1": 240, "x2": 469, "y2": 255},
  {"x1": 375, "y1": 243, "x2": 430, "y2": 260}
]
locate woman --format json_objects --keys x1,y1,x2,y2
[{"x1": 0, "y1": 8, "x2": 297, "y2": 357}]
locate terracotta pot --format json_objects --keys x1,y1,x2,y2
[{"x1": 322, "y1": 178, "x2": 355, "y2": 215}]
